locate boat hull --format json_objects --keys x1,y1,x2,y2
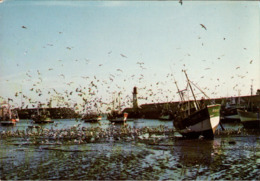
[
  {"x1": 159, "y1": 115, "x2": 173, "y2": 121},
  {"x1": 83, "y1": 116, "x2": 102, "y2": 123},
  {"x1": 33, "y1": 117, "x2": 53, "y2": 124},
  {"x1": 0, "y1": 119, "x2": 16, "y2": 126},
  {"x1": 178, "y1": 116, "x2": 219, "y2": 139},
  {"x1": 174, "y1": 105, "x2": 221, "y2": 139},
  {"x1": 237, "y1": 110, "x2": 260, "y2": 129},
  {"x1": 109, "y1": 113, "x2": 128, "y2": 123}
]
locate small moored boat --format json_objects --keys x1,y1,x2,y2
[
  {"x1": 0, "y1": 103, "x2": 17, "y2": 126},
  {"x1": 237, "y1": 109, "x2": 260, "y2": 129},
  {"x1": 82, "y1": 113, "x2": 102, "y2": 122},
  {"x1": 108, "y1": 111, "x2": 128, "y2": 123},
  {"x1": 32, "y1": 103, "x2": 53, "y2": 124},
  {"x1": 107, "y1": 92, "x2": 128, "y2": 123}
]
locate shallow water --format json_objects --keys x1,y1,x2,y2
[{"x1": 0, "y1": 118, "x2": 259, "y2": 180}]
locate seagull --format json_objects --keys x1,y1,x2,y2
[
  {"x1": 120, "y1": 54, "x2": 127, "y2": 58},
  {"x1": 200, "y1": 24, "x2": 207, "y2": 30}
]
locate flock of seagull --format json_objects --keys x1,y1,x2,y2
[
  {"x1": 1, "y1": 2, "x2": 255, "y2": 115},
  {"x1": 0, "y1": 123, "x2": 172, "y2": 145}
]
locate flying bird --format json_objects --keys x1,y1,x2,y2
[
  {"x1": 22, "y1": 26, "x2": 27, "y2": 29},
  {"x1": 200, "y1": 24, "x2": 207, "y2": 30},
  {"x1": 120, "y1": 54, "x2": 127, "y2": 58},
  {"x1": 250, "y1": 60, "x2": 253, "y2": 64}
]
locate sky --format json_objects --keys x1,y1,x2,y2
[{"x1": 0, "y1": 0, "x2": 259, "y2": 112}]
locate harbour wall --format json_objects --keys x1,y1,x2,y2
[
  {"x1": 124, "y1": 95, "x2": 260, "y2": 119},
  {"x1": 16, "y1": 95, "x2": 260, "y2": 120}
]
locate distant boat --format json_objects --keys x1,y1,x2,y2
[
  {"x1": 172, "y1": 70, "x2": 221, "y2": 139},
  {"x1": 82, "y1": 113, "x2": 102, "y2": 122},
  {"x1": 159, "y1": 103, "x2": 174, "y2": 120},
  {"x1": 159, "y1": 114, "x2": 173, "y2": 121},
  {"x1": 0, "y1": 118, "x2": 16, "y2": 126},
  {"x1": 108, "y1": 111, "x2": 128, "y2": 123},
  {"x1": 236, "y1": 83, "x2": 260, "y2": 129},
  {"x1": 82, "y1": 101, "x2": 102, "y2": 122},
  {"x1": 220, "y1": 96, "x2": 246, "y2": 122},
  {"x1": 32, "y1": 103, "x2": 53, "y2": 124},
  {"x1": 237, "y1": 109, "x2": 260, "y2": 129},
  {"x1": 32, "y1": 114, "x2": 53, "y2": 124},
  {"x1": 107, "y1": 92, "x2": 128, "y2": 123},
  {"x1": 0, "y1": 103, "x2": 17, "y2": 126},
  {"x1": 13, "y1": 109, "x2": 20, "y2": 122}
]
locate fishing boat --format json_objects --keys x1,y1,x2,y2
[
  {"x1": 237, "y1": 109, "x2": 260, "y2": 129},
  {"x1": 220, "y1": 96, "x2": 246, "y2": 122},
  {"x1": 12, "y1": 109, "x2": 20, "y2": 122},
  {"x1": 236, "y1": 83, "x2": 260, "y2": 129},
  {"x1": 32, "y1": 103, "x2": 53, "y2": 124},
  {"x1": 159, "y1": 102, "x2": 174, "y2": 120},
  {"x1": 236, "y1": 85, "x2": 260, "y2": 129},
  {"x1": 0, "y1": 103, "x2": 17, "y2": 126},
  {"x1": 108, "y1": 111, "x2": 128, "y2": 123},
  {"x1": 0, "y1": 118, "x2": 16, "y2": 126},
  {"x1": 172, "y1": 70, "x2": 221, "y2": 139},
  {"x1": 82, "y1": 112, "x2": 102, "y2": 122},
  {"x1": 159, "y1": 114, "x2": 172, "y2": 120},
  {"x1": 107, "y1": 92, "x2": 128, "y2": 123}
]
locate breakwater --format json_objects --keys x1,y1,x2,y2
[
  {"x1": 16, "y1": 107, "x2": 80, "y2": 119},
  {"x1": 15, "y1": 95, "x2": 260, "y2": 120},
  {"x1": 124, "y1": 95, "x2": 260, "y2": 119}
]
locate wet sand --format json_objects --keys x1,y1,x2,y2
[{"x1": 0, "y1": 119, "x2": 259, "y2": 180}]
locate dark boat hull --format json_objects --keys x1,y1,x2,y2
[
  {"x1": 32, "y1": 117, "x2": 53, "y2": 124},
  {"x1": 0, "y1": 120, "x2": 16, "y2": 126},
  {"x1": 83, "y1": 118, "x2": 101, "y2": 123},
  {"x1": 237, "y1": 110, "x2": 260, "y2": 129}
]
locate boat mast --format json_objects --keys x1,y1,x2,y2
[
  {"x1": 112, "y1": 94, "x2": 115, "y2": 111},
  {"x1": 251, "y1": 79, "x2": 253, "y2": 96},
  {"x1": 118, "y1": 92, "x2": 121, "y2": 113},
  {"x1": 20, "y1": 85, "x2": 23, "y2": 109},
  {"x1": 173, "y1": 76, "x2": 185, "y2": 102},
  {"x1": 190, "y1": 81, "x2": 210, "y2": 99},
  {"x1": 183, "y1": 70, "x2": 200, "y2": 110}
]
